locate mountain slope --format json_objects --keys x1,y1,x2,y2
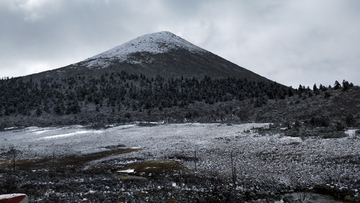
[{"x1": 49, "y1": 31, "x2": 272, "y2": 82}]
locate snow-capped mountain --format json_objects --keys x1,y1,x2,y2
[
  {"x1": 83, "y1": 31, "x2": 206, "y2": 69},
  {"x1": 90, "y1": 32, "x2": 205, "y2": 60},
  {"x1": 55, "y1": 31, "x2": 271, "y2": 82}
]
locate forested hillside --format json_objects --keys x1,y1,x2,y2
[
  {"x1": 1, "y1": 70, "x2": 358, "y2": 130},
  {"x1": 0, "y1": 71, "x2": 291, "y2": 128}
]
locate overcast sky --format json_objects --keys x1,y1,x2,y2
[{"x1": 1, "y1": 0, "x2": 359, "y2": 87}]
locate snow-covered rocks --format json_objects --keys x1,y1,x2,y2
[{"x1": 1, "y1": 123, "x2": 359, "y2": 201}]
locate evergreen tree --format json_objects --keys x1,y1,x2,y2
[{"x1": 334, "y1": 80, "x2": 341, "y2": 89}]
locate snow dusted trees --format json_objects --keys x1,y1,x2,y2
[
  {"x1": 1, "y1": 73, "x2": 358, "y2": 129},
  {"x1": 0, "y1": 71, "x2": 294, "y2": 126}
]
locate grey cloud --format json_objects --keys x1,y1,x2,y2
[{"x1": 0, "y1": 0, "x2": 359, "y2": 87}]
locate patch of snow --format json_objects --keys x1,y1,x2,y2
[
  {"x1": 117, "y1": 169, "x2": 135, "y2": 173},
  {"x1": 279, "y1": 136, "x2": 302, "y2": 144},
  {"x1": 40, "y1": 131, "x2": 91, "y2": 139},
  {"x1": 4, "y1": 127, "x2": 16, "y2": 130},
  {"x1": 117, "y1": 124, "x2": 136, "y2": 129},
  {"x1": 345, "y1": 129, "x2": 358, "y2": 138},
  {"x1": 34, "y1": 130, "x2": 51, "y2": 134},
  {"x1": 24, "y1": 126, "x2": 42, "y2": 132}
]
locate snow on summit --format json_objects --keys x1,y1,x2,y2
[{"x1": 84, "y1": 31, "x2": 205, "y2": 68}]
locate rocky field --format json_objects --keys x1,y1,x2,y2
[{"x1": 1, "y1": 123, "x2": 359, "y2": 202}]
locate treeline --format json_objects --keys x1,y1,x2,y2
[
  {"x1": 1, "y1": 71, "x2": 293, "y2": 117},
  {"x1": 297, "y1": 79, "x2": 354, "y2": 98}
]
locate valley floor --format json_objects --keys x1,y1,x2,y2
[{"x1": 0, "y1": 123, "x2": 359, "y2": 202}]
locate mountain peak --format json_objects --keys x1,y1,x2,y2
[
  {"x1": 70, "y1": 31, "x2": 270, "y2": 83},
  {"x1": 84, "y1": 31, "x2": 205, "y2": 68}
]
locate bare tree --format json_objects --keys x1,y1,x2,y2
[{"x1": 9, "y1": 146, "x2": 16, "y2": 171}]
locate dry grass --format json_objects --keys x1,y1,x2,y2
[{"x1": 0, "y1": 148, "x2": 141, "y2": 171}]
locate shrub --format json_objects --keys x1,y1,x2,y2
[
  {"x1": 324, "y1": 92, "x2": 331, "y2": 98},
  {"x1": 323, "y1": 131, "x2": 347, "y2": 139},
  {"x1": 345, "y1": 114, "x2": 356, "y2": 127},
  {"x1": 293, "y1": 120, "x2": 301, "y2": 129},
  {"x1": 309, "y1": 115, "x2": 330, "y2": 127},
  {"x1": 88, "y1": 122, "x2": 106, "y2": 129},
  {"x1": 336, "y1": 122, "x2": 345, "y2": 131},
  {"x1": 124, "y1": 112, "x2": 131, "y2": 119}
]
